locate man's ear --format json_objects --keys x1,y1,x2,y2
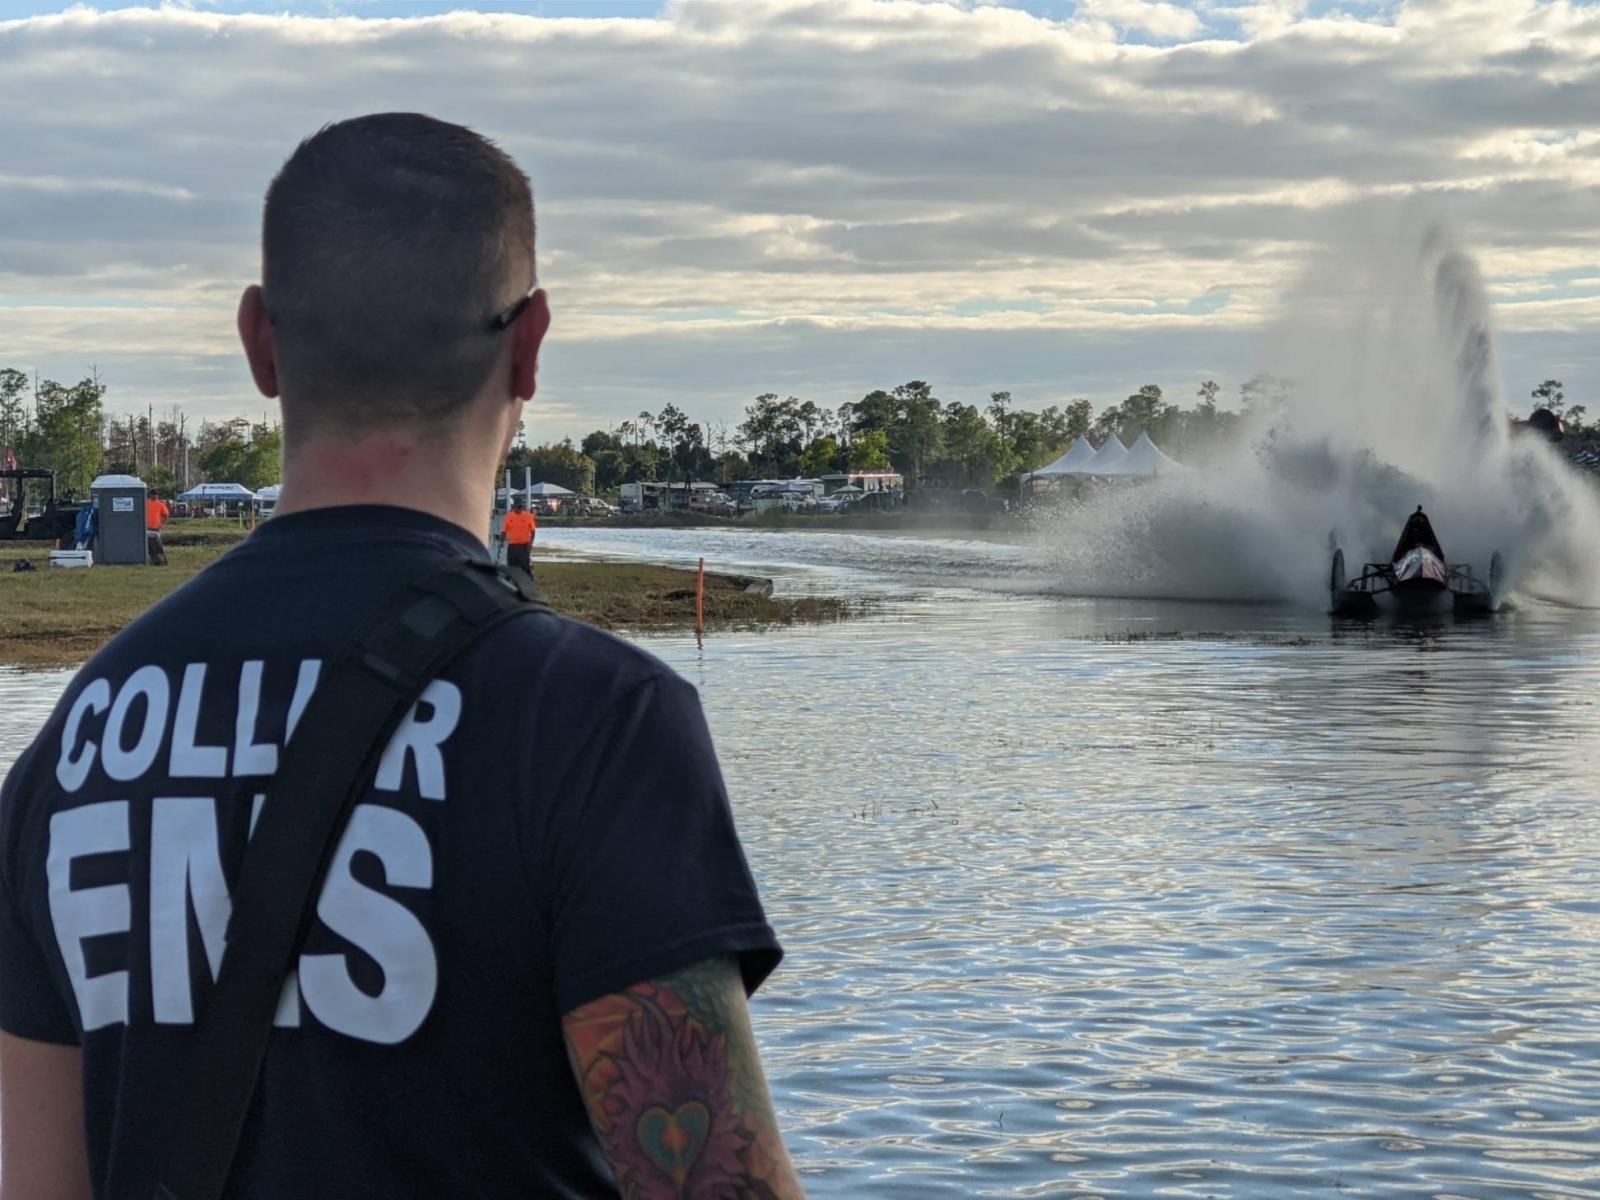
[
  {"x1": 510, "y1": 289, "x2": 551, "y2": 402},
  {"x1": 237, "y1": 286, "x2": 280, "y2": 399}
]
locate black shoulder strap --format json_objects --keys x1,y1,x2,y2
[{"x1": 149, "y1": 558, "x2": 547, "y2": 1200}]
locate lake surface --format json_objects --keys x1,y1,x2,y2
[{"x1": 5, "y1": 525, "x2": 1599, "y2": 1198}]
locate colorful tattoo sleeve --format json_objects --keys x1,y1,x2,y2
[{"x1": 561, "y1": 957, "x2": 806, "y2": 1200}]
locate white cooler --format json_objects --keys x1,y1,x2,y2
[{"x1": 49, "y1": 549, "x2": 93, "y2": 569}]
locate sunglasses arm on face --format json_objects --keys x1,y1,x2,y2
[
  {"x1": 261, "y1": 278, "x2": 537, "y2": 333},
  {"x1": 491, "y1": 279, "x2": 539, "y2": 331}
]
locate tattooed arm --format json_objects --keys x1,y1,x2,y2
[{"x1": 562, "y1": 957, "x2": 806, "y2": 1200}]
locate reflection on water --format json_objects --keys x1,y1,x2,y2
[
  {"x1": 551, "y1": 529, "x2": 1600, "y2": 1198},
  {"x1": 4, "y1": 528, "x2": 1598, "y2": 1198},
  {"x1": 0, "y1": 669, "x2": 68, "y2": 776},
  {"x1": 681, "y1": 610, "x2": 1600, "y2": 1198}
]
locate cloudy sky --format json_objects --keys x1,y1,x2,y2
[{"x1": 2, "y1": 0, "x2": 1597, "y2": 444}]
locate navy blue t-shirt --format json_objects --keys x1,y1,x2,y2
[{"x1": 0, "y1": 506, "x2": 781, "y2": 1198}]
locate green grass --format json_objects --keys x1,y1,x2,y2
[
  {"x1": 0, "y1": 538, "x2": 225, "y2": 668},
  {"x1": 534, "y1": 560, "x2": 843, "y2": 631},
  {"x1": 0, "y1": 522, "x2": 845, "y2": 670}
]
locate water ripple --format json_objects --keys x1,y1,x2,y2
[
  {"x1": 554, "y1": 529, "x2": 1600, "y2": 1199},
  {"x1": 4, "y1": 530, "x2": 1599, "y2": 1198}
]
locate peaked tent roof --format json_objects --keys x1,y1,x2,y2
[
  {"x1": 497, "y1": 481, "x2": 576, "y2": 498},
  {"x1": 1086, "y1": 433, "x2": 1129, "y2": 475},
  {"x1": 1032, "y1": 435, "x2": 1100, "y2": 478},
  {"x1": 177, "y1": 482, "x2": 255, "y2": 500},
  {"x1": 1117, "y1": 431, "x2": 1183, "y2": 477}
]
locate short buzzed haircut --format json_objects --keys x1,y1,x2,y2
[{"x1": 262, "y1": 113, "x2": 534, "y2": 430}]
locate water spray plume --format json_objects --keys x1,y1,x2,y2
[{"x1": 1040, "y1": 201, "x2": 1600, "y2": 610}]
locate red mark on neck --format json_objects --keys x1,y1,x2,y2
[{"x1": 309, "y1": 433, "x2": 419, "y2": 493}]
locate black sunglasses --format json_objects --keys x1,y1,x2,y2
[{"x1": 491, "y1": 279, "x2": 539, "y2": 332}]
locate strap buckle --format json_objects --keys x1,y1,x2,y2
[{"x1": 351, "y1": 561, "x2": 537, "y2": 693}]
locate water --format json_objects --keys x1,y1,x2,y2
[
  {"x1": 4, "y1": 528, "x2": 1599, "y2": 1197},
  {"x1": 545, "y1": 526, "x2": 1600, "y2": 1198}
]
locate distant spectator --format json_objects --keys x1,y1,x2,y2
[
  {"x1": 503, "y1": 493, "x2": 536, "y2": 574},
  {"x1": 145, "y1": 491, "x2": 170, "y2": 565}
]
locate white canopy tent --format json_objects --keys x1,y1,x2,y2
[
  {"x1": 1030, "y1": 436, "x2": 1100, "y2": 479},
  {"x1": 1086, "y1": 434, "x2": 1129, "y2": 475},
  {"x1": 255, "y1": 484, "x2": 281, "y2": 503},
  {"x1": 496, "y1": 481, "x2": 574, "y2": 500},
  {"x1": 1023, "y1": 431, "x2": 1184, "y2": 499},
  {"x1": 1115, "y1": 432, "x2": 1184, "y2": 477},
  {"x1": 177, "y1": 482, "x2": 255, "y2": 501}
]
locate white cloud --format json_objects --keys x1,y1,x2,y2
[
  {"x1": 1080, "y1": 0, "x2": 1205, "y2": 39},
  {"x1": 0, "y1": 171, "x2": 196, "y2": 200},
  {"x1": 1, "y1": 0, "x2": 1598, "y2": 436},
  {"x1": 1202, "y1": 0, "x2": 1310, "y2": 39}
]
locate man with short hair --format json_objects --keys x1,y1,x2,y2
[
  {"x1": 0, "y1": 113, "x2": 803, "y2": 1199},
  {"x1": 503, "y1": 493, "x2": 536, "y2": 574},
  {"x1": 144, "y1": 490, "x2": 170, "y2": 565}
]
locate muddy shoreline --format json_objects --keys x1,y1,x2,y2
[{"x1": 0, "y1": 524, "x2": 845, "y2": 670}]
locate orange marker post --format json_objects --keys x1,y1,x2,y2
[{"x1": 696, "y1": 557, "x2": 705, "y2": 634}]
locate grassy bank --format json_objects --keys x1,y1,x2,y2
[{"x1": 0, "y1": 523, "x2": 844, "y2": 670}]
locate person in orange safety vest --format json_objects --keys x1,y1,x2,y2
[
  {"x1": 145, "y1": 492, "x2": 171, "y2": 566},
  {"x1": 503, "y1": 494, "x2": 536, "y2": 574}
]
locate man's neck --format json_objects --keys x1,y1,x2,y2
[{"x1": 273, "y1": 426, "x2": 494, "y2": 543}]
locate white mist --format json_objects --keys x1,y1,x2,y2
[{"x1": 1039, "y1": 201, "x2": 1600, "y2": 610}]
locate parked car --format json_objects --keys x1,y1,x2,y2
[
  {"x1": 689, "y1": 491, "x2": 737, "y2": 517},
  {"x1": 769, "y1": 491, "x2": 814, "y2": 512},
  {"x1": 849, "y1": 490, "x2": 900, "y2": 512}
]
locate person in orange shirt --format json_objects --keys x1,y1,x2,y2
[
  {"x1": 503, "y1": 494, "x2": 536, "y2": 574},
  {"x1": 145, "y1": 491, "x2": 171, "y2": 566}
]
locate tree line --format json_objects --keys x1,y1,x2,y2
[
  {"x1": 510, "y1": 379, "x2": 1279, "y2": 495},
  {"x1": 5, "y1": 364, "x2": 1579, "y2": 506},
  {"x1": 514, "y1": 372, "x2": 1589, "y2": 497},
  {"x1": 0, "y1": 366, "x2": 282, "y2": 499}
]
